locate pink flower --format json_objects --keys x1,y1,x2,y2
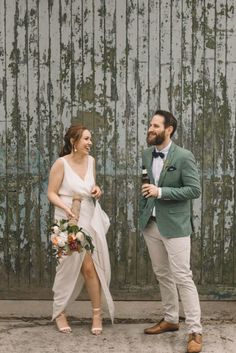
[{"x1": 69, "y1": 241, "x2": 78, "y2": 251}]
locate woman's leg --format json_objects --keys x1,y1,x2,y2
[
  {"x1": 81, "y1": 252, "x2": 102, "y2": 334},
  {"x1": 55, "y1": 312, "x2": 72, "y2": 333}
]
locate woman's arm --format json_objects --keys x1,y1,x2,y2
[
  {"x1": 91, "y1": 157, "x2": 102, "y2": 199},
  {"x1": 47, "y1": 159, "x2": 75, "y2": 218}
]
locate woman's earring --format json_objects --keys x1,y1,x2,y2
[{"x1": 74, "y1": 146, "x2": 77, "y2": 152}]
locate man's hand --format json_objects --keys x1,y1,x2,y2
[{"x1": 142, "y1": 183, "x2": 159, "y2": 198}]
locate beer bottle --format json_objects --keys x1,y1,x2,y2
[{"x1": 141, "y1": 166, "x2": 150, "y2": 184}]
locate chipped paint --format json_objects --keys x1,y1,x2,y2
[{"x1": 0, "y1": 0, "x2": 235, "y2": 300}]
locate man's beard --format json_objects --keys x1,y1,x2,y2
[{"x1": 146, "y1": 131, "x2": 166, "y2": 146}]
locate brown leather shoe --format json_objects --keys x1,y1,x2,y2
[
  {"x1": 144, "y1": 318, "x2": 179, "y2": 334},
  {"x1": 187, "y1": 333, "x2": 202, "y2": 353}
]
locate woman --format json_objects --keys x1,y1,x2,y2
[{"x1": 48, "y1": 124, "x2": 114, "y2": 335}]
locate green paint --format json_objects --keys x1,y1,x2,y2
[
  {"x1": 9, "y1": 48, "x2": 20, "y2": 76},
  {"x1": 0, "y1": 0, "x2": 236, "y2": 299},
  {"x1": 73, "y1": 110, "x2": 105, "y2": 130},
  {"x1": 60, "y1": 44, "x2": 72, "y2": 81},
  {"x1": 77, "y1": 77, "x2": 94, "y2": 104}
]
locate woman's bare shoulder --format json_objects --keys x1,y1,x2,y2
[{"x1": 50, "y1": 158, "x2": 64, "y2": 171}]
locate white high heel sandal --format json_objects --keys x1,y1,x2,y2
[
  {"x1": 55, "y1": 312, "x2": 72, "y2": 333},
  {"x1": 91, "y1": 308, "x2": 103, "y2": 335}
]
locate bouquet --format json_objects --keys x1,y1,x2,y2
[{"x1": 50, "y1": 194, "x2": 94, "y2": 264}]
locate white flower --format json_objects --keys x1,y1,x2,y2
[
  {"x1": 76, "y1": 231, "x2": 85, "y2": 242},
  {"x1": 60, "y1": 232, "x2": 67, "y2": 241},
  {"x1": 58, "y1": 239, "x2": 65, "y2": 247},
  {"x1": 51, "y1": 233, "x2": 57, "y2": 241},
  {"x1": 52, "y1": 225, "x2": 60, "y2": 234}
]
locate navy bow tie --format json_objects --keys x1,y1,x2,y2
[{"x1": 152, "y1": 150, "x2": 165, "y2": 159}]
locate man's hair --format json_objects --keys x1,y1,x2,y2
[{"x1": 154, "y1": 110, "x2": 177, "y2": 137}]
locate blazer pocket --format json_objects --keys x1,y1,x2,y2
[
  {"x1": 168, "y1": 209, "x2": 186, "y2": 214},
  {"x1": 167, "y1": 166, "x2": 177, "y2": 172}
]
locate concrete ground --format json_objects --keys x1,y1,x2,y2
[{"x1": 0, "y1": 301, "x2": 236, "y2": 353}]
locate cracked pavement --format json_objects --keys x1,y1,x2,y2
[{"x1": 0, "y1": 301, "x2": 235, "y2": 353}]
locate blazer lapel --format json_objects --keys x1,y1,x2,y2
[{"x1": 158, "y1": 142, "x2": 177, "y2": 186}]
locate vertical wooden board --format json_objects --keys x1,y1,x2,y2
[
  {"x1": 5, "y1": 0, "x2": 15, "y2": 166},
  {"x1": 17, "y1": 117, "x2": 29, "y2": 288},
  {"x1": 47, "y1": 0, "x2": 64, "y2": 280},
  {"x1": 181, "y1": 1, "x2": 200, "y2": 286},
  {"x1": 71, "y1": 0, "x2": 83, "y2": 123},
  {"x1": 191, "y1": 0, "x2": 205, "y2": 284},
  {"x1": 27, "y1": 0, "x2": 41, "y2": 286},
  {"x1": 54, "y1": 0, "x2": 71, "y2": 283},
  {"x1": 199, "y1": 0, "x2": 216, "y2": 286},
  {"x1": 81, "y1": 0, "x2": 94, "y2": 129},
  {"x1": 60, "y1": 0, "x2": 72, "y2": 130},
  {"x1": 170, "y1": 0, "x2": 182, "y2": 144},
  {"x1": 39, "y1": 0, "x2": 50, "y2": 177},
  {"x1": 212, "y1": 0, "x2": 227, "y2": 285},
  {"x1": 217, "y1": 0, "x2": 235, "y2": 284},
  {"x1": 38, "y1": 0, "x2": 51, "y2": 286},
  {"x1": 0, "y1": 1, "x2": 6, "y2": 285},
  {"x1": 136, "y1": 0, "x2": 150, "y2": 285},
  {"x1": 17, "y1": 0, "x2": 28, "y2": 137},
  {"x1": 125, "y1": 0, "x2": 138, "y2": 285},
  {"x1": 145, "y1": 0, "x2": 161, "y2": 285},
  {"x1": 181, "y1": 0, "x2": 193, "y2": 150},
  {"x1": 0, "y1": 122, "x2": 7, "y2": 286},
  {"x1": 148, "y1": 0, "x2": 160, "y2": 113},
  {"x1": 93, "y1": 0, "x2": 105, "y2": 182},
  {"x1": 114, "y1": 0, "x2": 127, "y2": 288},
  {"x1": 0, "y1": 0, "x2": 5, "y2": 123},
  {"x1": 15, "y1": 0, "x2": 33, "y2": 289},
  {"x1": 27, "y1": 0, "x2": 40, "y2": 173},
  {"x1": 102, "y1": 0, "x2": 117, "y2": 280},
  {"x1": 49, "y1": 0, "x2": 62, "y2": 161},
  {"x1": 223, "y1": 3, "x2": 236, "y2": 285},
  {"x1": 70, "y1": 0, "x2": 76, "y2": 123},
  {"x1": 136, "y1": 0, "x2": 149, "y2": 149},
  {"x1": 226, "y1": 0, "x2": 236, "y2": 285},
  {"x1": 5, "y1": 0, "x2": 19, "y2": 288},
  {"x1": 159, "y1": 0, "x2": 171, "y2": 110}
]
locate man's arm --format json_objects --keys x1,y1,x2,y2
[{"x1": 160, "y1": 152, "x2": 201, "y2": 200}]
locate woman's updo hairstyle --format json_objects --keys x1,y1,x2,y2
[{"x1": 59, "y1": 124, "x2": 87, "y2": 157}]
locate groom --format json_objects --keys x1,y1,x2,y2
[{"x1": 139, "y1": 110, "x2": 202, "y2": 353}]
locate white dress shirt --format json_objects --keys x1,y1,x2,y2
[{"x1": 152, "y1": 141, "x2": 172, "y2": 216}]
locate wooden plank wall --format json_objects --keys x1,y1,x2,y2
[{"x1": 0, "y1": 0, "x2": 235, "y2": 299}]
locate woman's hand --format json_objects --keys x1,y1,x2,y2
[
  {"x1": 64, "y1": 206, "x2": 75, "y2": 219},
  {"x1": 91, "y1": 185, "x2": 102, "y2": 199}
]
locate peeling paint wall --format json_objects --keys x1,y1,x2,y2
[{"x1": 0, "y1": 0, "x2": 235, "y2": 299}]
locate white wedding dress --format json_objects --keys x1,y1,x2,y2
[{"x1": 52, "y1": 155, "x2": 114, "y2": 322}]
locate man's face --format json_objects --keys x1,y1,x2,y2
[{"x1": 146, "y1": 115, "x2": 167, "y2": 146}]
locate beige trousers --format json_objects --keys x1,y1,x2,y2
[{"x1": 143, "y1": 219, "x2": 202, "y2": 334}]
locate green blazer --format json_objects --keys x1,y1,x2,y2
[{"x1": 139, "y1": 142, "x2": 201, "y2": 237}]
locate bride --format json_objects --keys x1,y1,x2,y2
[{"x1": 47, "y1": 123, "x2": 114, "y2": 335}]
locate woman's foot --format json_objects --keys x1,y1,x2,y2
[
  {"x1": 55, "y1": 312, "x2": 72, "y2": 333},
  {"x1": 91, "y1": 308, "x2": 102, "y2": 335}
]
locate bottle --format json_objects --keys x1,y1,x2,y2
[
  {"x1": 68, "y1": 194, "x2": 82, "y2": 226},
  {"x1": 141, "y1": 166, "x2": 150, "y2": 184}
]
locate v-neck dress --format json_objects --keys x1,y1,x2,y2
[{"x1": 52, "y1": 155, "x2": 114, "y2": 322}]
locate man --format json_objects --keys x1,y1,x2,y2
[{"x1": 139, "y1": 110, "x2": 202, "y2": 353}]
